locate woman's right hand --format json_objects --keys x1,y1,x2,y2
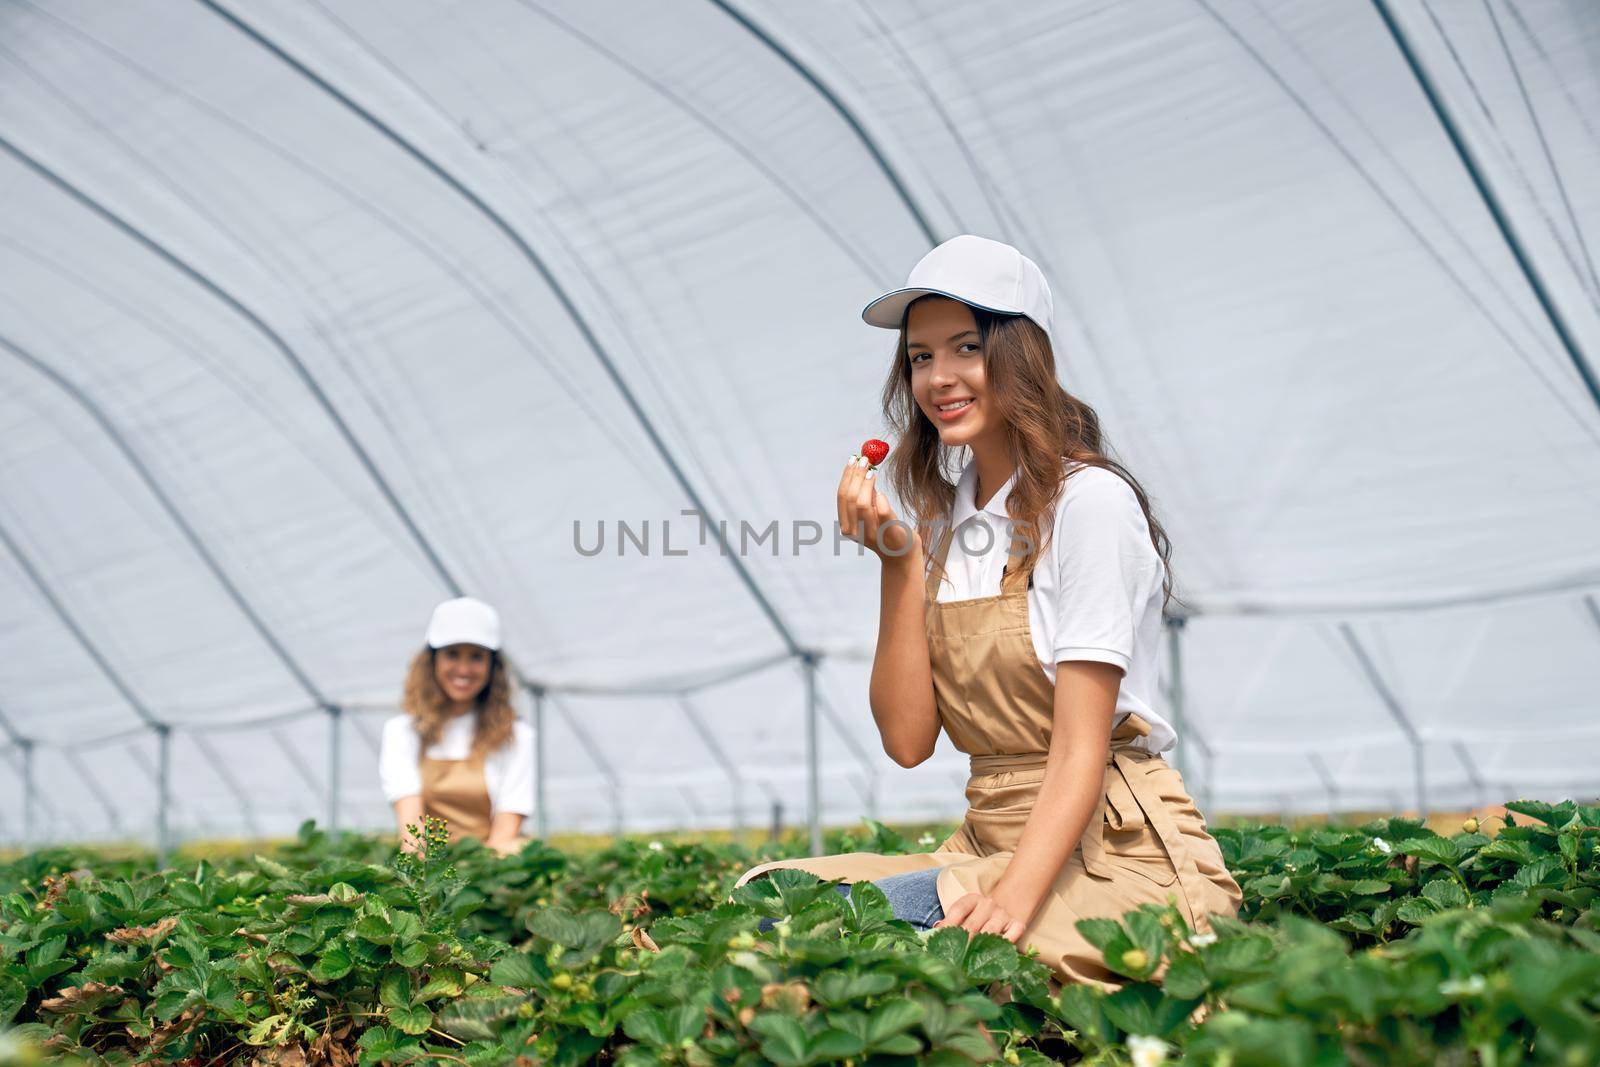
[{"x1": 838, "y1": 458, "x2": 913, "y2": 561}]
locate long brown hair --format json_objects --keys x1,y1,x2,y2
[
  {"x1": 401, "y1": 647, "x2": 517, "y2": 758},
  {"x1": 879, "y1": 296, "x2": 1177, "y2": 610}
]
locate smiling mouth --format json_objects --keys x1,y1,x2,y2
[{"x1": 936, "y1": 399, "x2": 973, "y2": 412}]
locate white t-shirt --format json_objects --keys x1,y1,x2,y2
[
  {"x1": 929, "y1": 460, "x2": 1176, "y2": 753},
  {"x1": 378, "y1": 713, "x2": 536, "y2": 817}
]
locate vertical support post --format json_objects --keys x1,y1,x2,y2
[
  {"x1": 155, "y1": 724, "x2": 172, "y2": 866},
  {"x1": 531, "y1": 685, "x2": 548, "y2": 838},
  {"x1": 1165, "y1": 615, "x2": 1189, "y2": 782},
  {"x1": 801, "y1": 651, "x2": 822, "y2": 856},
  {"x1": 1307, "y1": 752, "x2": 1340, "y2": 819},
  {"x1": 326, "y1": 706, "x2": 343, "y2": 834},
  {"x1": 21, "y1": 739, "x2": 36, "y2": 849}
]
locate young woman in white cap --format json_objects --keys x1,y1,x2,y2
[
  {"x1": 735, "y1": 235, "x2": 1241, "y2": 987},
  {"x1": 378, "y1": 596, "x2": 534, "y2": 855}
]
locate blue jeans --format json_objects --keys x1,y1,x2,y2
[{"x1": 758, "y1": 868, "x2": 944, "y2": 931}]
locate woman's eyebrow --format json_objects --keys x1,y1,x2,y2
[{"x1": 908, "y1": 329, "x2": 978, "y2": 349}]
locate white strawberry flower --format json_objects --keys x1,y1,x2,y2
[
  {"x1": 1127, "y1": 1034, "x2": 1169, "y2": 1067},
  {"x1": 918, "y1": 833, "x2": 937, "y2": 847},
  {"x1": 1188, "y1": 930, "x2": 1218, "y2": 947},
  {"x1": 1372, "y1": 837, "x2": 1393, "y2": 854},
  {"x1": 1440, "y1": 974, "x2": 1487, "y2": 996},
  {"x1": 648, "y1": 840, "x2": 664, "y2": 852}
]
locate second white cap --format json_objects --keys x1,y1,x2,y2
[{"x1": 425, "y1": 596, "x2": 501, "y2": 651}]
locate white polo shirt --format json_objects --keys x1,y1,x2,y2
[
  {"x1": 378, "y1": 714, "x2": 536, "y2": 817},
  {"x1": 929, "y1": 460, "x2": 1176, "y2": 753}
]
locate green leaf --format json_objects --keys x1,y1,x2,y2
[
  {"x1": 1162, "y1": 950, "x2": 1209, "y2": 1000},
  {"x1": 1101, "y1": 983, "x2": 1196, "y2": 1040},
  {"x1": 964, "y1": 932, "x2": 1023, "y2": 982},
  {"x1": 391, "y1": 940, "x2": 428, "y2": 968},
  {"x1": 621, "y1": 1007, "x2": 672, "y2": 1048},
  {"x1": 488, "y1": 951, "x2": 542, "y2": 991},
  {"x1": 388, "y1": 1002, "x2": 433, "y2": 1036},
  {"x1": 813, "y1": 969, "x2": 896, "y2": 1006},
  {"x1": 311, "y1": 944, "x2": 354, "y2": 982},
  {"x1": 1395, "y1": 837, "x2": 1462, "y2": 866},
  {"x1": 924, "y1": 926, "x2": 969, "y2": 964},
  {"x1": 1052, "y1": 984, "x2": 1114, "y2": 1045},
  {"x1": 747, "y1": 1013, "x2": 809, "y2": 1066},
  {"x1": 866, "y1": 997, "x2": 923, "y2": 1042},
  {"x1": 809, "y1": 1027, "x2": 866, "y2": 1061},
  {"x1": 1421, "y1": 879, "x2": 1468, "y2": 909},
  {"x1": 379, "y1": 970, "x2": 411, "y2": 1010},
  {"x1": 1075, "y1": 917, "x2": 1125, "y2": 952},
  {"x1": 352, "y1": 914, "x2": 396, "y2": 945}
]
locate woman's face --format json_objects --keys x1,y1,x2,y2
[
  {"x1": 906, "y1": 298, "x2": 1000, "y2": 450},
  {"x1": 434, "y1": 644, "x2": 492, "y2": 707}
]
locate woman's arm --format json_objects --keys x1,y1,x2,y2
[
  {"x1": 392, "y1": 795, "x2": 425, "y2": 854},
  {"x1": 484, "y1": 812, "x2": 526, "y2": 856},
  {"x1": 868, "y1": 541, "x2": 940, "y2": 767},
  {"x1": 840, "y1": 459, "x2": 940, "y2": 767},
  {"x1": 937, "y1": 660, "x2": 1120, "y2": 941}
]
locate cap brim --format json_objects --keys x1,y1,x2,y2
[{"x1": 861, "y1": 287, "x2": 1025, "y2": 330}]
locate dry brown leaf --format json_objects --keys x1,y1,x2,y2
[
  {"x1": 630, "y1": 926, "x2": 661, "y2": 953},
  {"x1": 38, "y1": 982, "x2": 125, "y2": 1014},
  {"x1": 106, "y1": 915, "x2": 179, "y2": 946},
  {"x1": 251, "y1": 1043, "x2": 309, "y2": 1067}
]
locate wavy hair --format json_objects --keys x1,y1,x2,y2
[
  {"x1": 401, "y1": 647, "x2": 517, "y2": 758},
  {"x1": 879, "y1": 296, "x2": 1177, "y2": 611}
]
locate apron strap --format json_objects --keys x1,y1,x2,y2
[
  {"x1": 924, "y1": 524, "x2": 957, "y2": 599},
  {"x1": 924, "y1": 521, "x2": 1034, "y2": 597}
]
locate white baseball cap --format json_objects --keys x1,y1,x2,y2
[
  {"x1": 862, "y1": 234, "x2": 1054, "y2": 341},
  {"x1": 425, "y1": 597, "x2": 501, "y2": 651}
]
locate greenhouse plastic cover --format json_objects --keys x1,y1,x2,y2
[{"x1": 0, "y1": 0, "x2": 1597, "y2": 845}]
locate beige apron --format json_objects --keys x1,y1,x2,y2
[
  {"x1": 734, "y1": 526, "x2": 1243, "y2": 986},
  {"x1": 419, "y1": 749, "x2": 494, "y2": 843}
]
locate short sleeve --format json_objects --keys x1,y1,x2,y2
[
  {"x1": 1051, "y1": 469, "x2": 1162, "y2": 674},
  {"x1": 489, "y1": 721, "x2": 536, "y2": 817},
  {"x1": 378, "y1": 715, "x2": 423, "y2": 804}
]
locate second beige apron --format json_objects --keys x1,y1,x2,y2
[
  {"x1": 734, "y1": 526, "x2": 1243, "y2": 987},
  {"x1": 419, "y1": 749, "x2": 494, "y2": 843}
]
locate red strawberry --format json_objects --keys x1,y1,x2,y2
[{"x1": 861, "y1": 439, "x2": 890, "y2": 467}]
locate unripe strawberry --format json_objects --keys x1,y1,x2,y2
[
  {"x1": 1462, "y1": 817, "x2": 1480, "y2": 834},
  {"x1": 551, "y1": 973, "x2": 573, "y2": 991},
  {"x1": 1122, "y1": 948, "x2": 1149, "y2": 971}
]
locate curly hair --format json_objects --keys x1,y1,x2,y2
[
  {"x1": 401, "y1": 647, "x2": 517, "y2": 759},
  {"x1": 880, "y1": 296, "x2": 1178, "y2": 612}
]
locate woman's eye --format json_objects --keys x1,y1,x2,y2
[
  {"x1": 909, "y1": 352, "x2": 928, "y2": 364},
  {"x1": 959, "y1": 342, "x2": 980, "y2": 354}
]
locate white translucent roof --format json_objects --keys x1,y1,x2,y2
[{"x1": 1, "y1": 0, "x2": 1597, "y2": 845}]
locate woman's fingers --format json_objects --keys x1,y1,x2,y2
[
  {"x1": 1002, "y1": 919, "x2": 1027, "y2": 944},
  {"x1": 935, "y1": 892, "x2": 980, "y2": 928},
  {"x1": 977, "y1": 911, "x2": 1011, "y2": 936},
  {"x1": 838, "y1": 460, "x2": 863, "y2": 540}
]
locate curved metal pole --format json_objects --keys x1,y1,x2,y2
[
  {"x1": 194, "y1": 0, "x2": 804, "y2": 660},
  {"x1": 705, "y1": 0, "x2": 940, "y2": 246},
  {"x1": 1371, "y1": 0, "x2": 1600, "y2": 415},
  {"x1": 0, "y1": 133, "x2": 463, "y2": 596}
]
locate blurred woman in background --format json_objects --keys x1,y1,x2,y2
[{"x1": 379, "y1": 596, "x2": 534, "y2": 855}]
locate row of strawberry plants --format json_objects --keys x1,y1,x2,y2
[{"x1": 1, "y1": 801, "x2": 1596, "y2": 1065}]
